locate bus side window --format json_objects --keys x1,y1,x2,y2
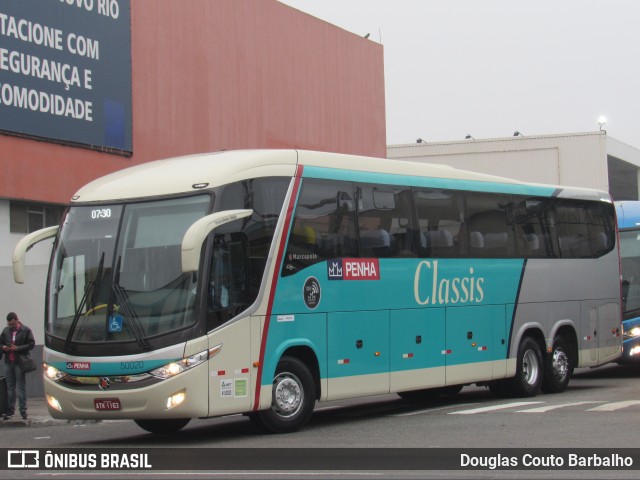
[
  {"x1": 356, "y1": 184, "x2": 417, "y2": 258},
  {"x1": 513, "y1": 197, "x2": 555, "y2": 258},
  {"x1": 414, "y1": 188, "x2": 464, "y2": 258},
  {"x1": 466, "y1": 192, "x2": 515, "y2": 258},
  {"x1": 555, "y1": 200, "x2": 614, "y2": 259},
  {"x1": 282, "y1": 179, "x2": 358, "y2": 276}
]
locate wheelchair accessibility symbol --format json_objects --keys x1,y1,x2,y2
[{"x1": 109, "y1": 314, "x2": 123, "y2": 332}]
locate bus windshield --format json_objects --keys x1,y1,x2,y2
[{"x1": 47, "y1": 195, "x2": 210, "y2": 346}]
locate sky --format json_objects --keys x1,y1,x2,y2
[{"x1": 279, "y1": 0, "x2": 640, "y2": 148}]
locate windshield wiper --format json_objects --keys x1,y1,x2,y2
[
  {"x1": 64, "y1": 252, "x2": 104, "y2": 354},
  {"x1": 112, "y1": 256, "x2": 152, "y2": 351}
]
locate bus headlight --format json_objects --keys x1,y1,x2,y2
[
  {"x1": 623, "y1": 326, "x2": 640, "y2": 340},
  {"x1": 149, "y1": 350, "x2": 208, "y2": 379},
  {"x1": 44, "y1": 363, "x2": 67, "y2": 382},
  {"x1": 629, "y1": 345, "x2": 640, "y2": 357}
]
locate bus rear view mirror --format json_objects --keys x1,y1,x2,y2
[
  {"x1": 13, "y1": 225, "x2": 59, "y2": 284},
  {"x1": 181, "y1": 209, "x2": 253, "y2": 272}
]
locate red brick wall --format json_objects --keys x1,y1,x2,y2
[{"x1": 0, "y1": 0, "x2": 385, "y2": 204}]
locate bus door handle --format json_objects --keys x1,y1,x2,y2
[{"x1": 356, "y1": 340, "x2": 363, "y2": 349}]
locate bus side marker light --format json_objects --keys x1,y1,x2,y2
[
  {"x1": 374, "y1": 352, "x2": 381, "y2": 357},
  {"x1": 252, "y1": 362, "x2": 260, "y2": 368},
  {"x1": 337, "y1": 359, "x2": 350, "y2": 364},
  {"x1": 441, "y1": 350, "x2": 452, "y2": 355},
  {"x1": 402, "y1": 353, "x2": 414, "y2": 359},
  {"x1": 477, "y1": 346, "x2": 487, "y2": 351},
  {"x1": 209, "y1": 344, "x2": 223, "y2": 358},
  {"x1": 166, "y1": 389, "x2": 186, "y2": 410}
]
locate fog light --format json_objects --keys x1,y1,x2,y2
[
  {"x1": 166, "y1": 390, "x2": 186, "y2": 410},
  {"x1": 47, "y1": 394, "x2": 62, "y2": 412}
]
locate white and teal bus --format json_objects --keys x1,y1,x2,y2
[{"x1": 14, "y1": 150, "x2": 621, "y2": 434}]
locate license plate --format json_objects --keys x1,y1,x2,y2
[{"x1": 94, "y1": 398, "x2": 121, "y2": 411}]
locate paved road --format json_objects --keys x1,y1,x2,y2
[{"x1": 3, "y1": 362, "x2": 640, "y2": 479}]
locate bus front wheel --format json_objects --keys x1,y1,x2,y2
[
  {"x1": 506, "y1": 336, "x2": 543, "y2": 397},
  {"x1": 251, "y1": 356, "x2": 316, "y2": 434},
  {"x1": 134, "y1": 418, "x2": 190, "y2": 434}
]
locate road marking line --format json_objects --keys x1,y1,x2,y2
[
  {"x1": 517, "y1": 401, "x2": 604, "y2": 413},
  {"x1": 587, "y1": 400, "x2": 640, "y2": 411},
  {"x1": 449, "y1": 401, "x2": 543, "y2": 415}
]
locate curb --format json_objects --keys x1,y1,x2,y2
[{"x1": 0, "y1": 417, "x2": 97, "y2": 428}]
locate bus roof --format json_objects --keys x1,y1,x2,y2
[
  {"x1": 616, "y1": 201, "x2": 640, "y2": 229},
  {"x1": 71, "y1": 149, "x2": 609, "y2": 203}
]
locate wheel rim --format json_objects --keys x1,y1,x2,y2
[
  {"x1": 551, "y1": 348, "x2": 569, "y2": 382},
  {"x1": 272, "y1": 372, "x2": 304, "y2": 418},
  {"x1": 522, "y1": 348, "x2": 540, "y2": 386}
]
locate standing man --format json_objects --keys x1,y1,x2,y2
[{"x1": 1, "y1": 312, "x2": 35, "y2": 420}]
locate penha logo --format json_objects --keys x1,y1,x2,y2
[
  {"x1": 327, "y1": 258, "x2": 380, "y2": 281},
  {"x1": 327, "y1": 259, "x2": 344, "y2": 279},
  {"x1": 66, "y1": 361, "x2": 91, "y2": 370}
]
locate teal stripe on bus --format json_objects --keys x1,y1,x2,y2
[
  {"x1": 302, "y1": 165, "x2": 557, "y2": 197},
  {"x1": 51, "y1": 359, "x2": 172, "y2": 376},
  {"x1": 263, "y1": 258, "x2": 525, "y2": 380}
]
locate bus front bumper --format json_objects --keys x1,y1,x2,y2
[{"x1": 43, "y1": 367, "x2": 210, "y2": 420}]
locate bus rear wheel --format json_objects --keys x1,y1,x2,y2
[
  {"x1": 505, "y1": 336, "x2": 543, "y2": 397},
  {"x1": 134, "y1": 418, "x2": 190, "y2": 434},
  {"x1": 252, "y1": 356, "x2": 316, "y2": 434},
  {"x1": 542, "y1": 335, "x2": 572, "y2": 393}
]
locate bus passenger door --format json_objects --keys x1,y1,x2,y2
[
  {"x1": 389, "y1": 308, "x2": 445, "y2": 392},
  {"x1": 327, "y1": 311, "x2": 389, "y2": 400},
  {"x1": 445, "y1": 305, "x2": 504, "y2": 385}
]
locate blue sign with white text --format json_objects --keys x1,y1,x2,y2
[{"x1": 0, "y1": 0, "x2": 132, "y2": 152}]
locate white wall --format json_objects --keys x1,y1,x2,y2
[
  {"x1": 0, "y1": 199, "x2": 54, "y2": 346},
  {"x1": 388, "y1": 131, "x2": 609, "y2": 192},
  {"x1": 1, "y1": 199, "x2": 53, "y2": 396}
]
